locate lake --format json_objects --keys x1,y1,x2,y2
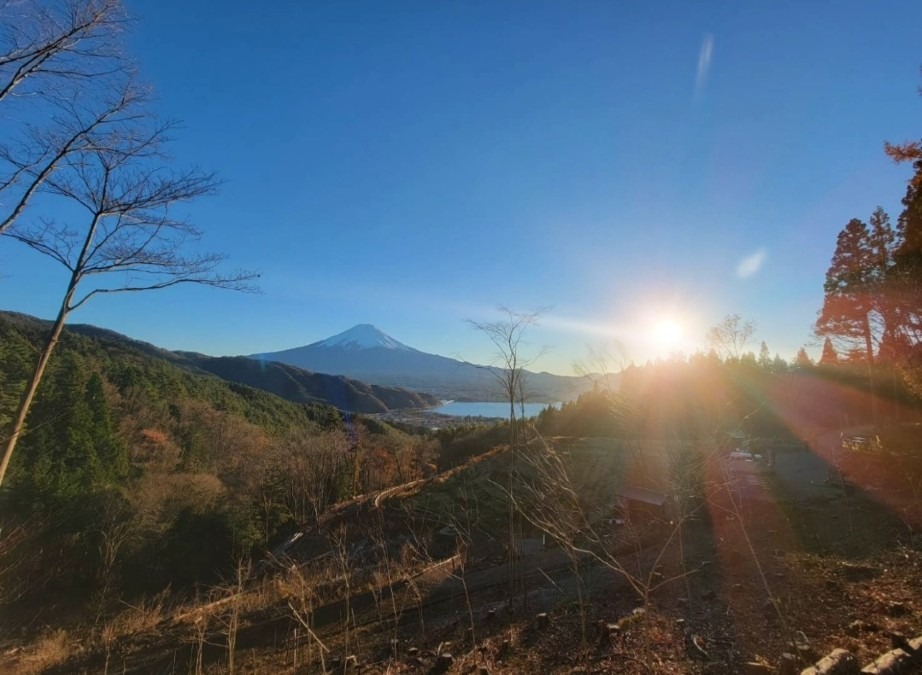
[{"x1": 433, "y1": 401, "x2": 557, "y2": 419}]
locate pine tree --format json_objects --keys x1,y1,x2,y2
[
  {"x1": 772, "y1": 354, "x2": 788, "y2": 372},
  {"x1": 18, "y1": 354, "x2": 98, "y2": 497},
  {"x1": 817, "y1": 218, "x2": 876, "y2": 358},
  {"x1": 795, "y1": 347, "x2": 813, "y2": 367},
  {"x1": 816, "y1": 210, "x2": 900, "y2": 359},
  {"x1": 816, "y1": 211, "x2": 902, "y2": 428},
  {"x1": 890, "y1": 158, "x2": 922, "y2": 395},
  {"x1": 13, "y1": 357, "x2": 130, "y2": 498},
  {"x1": 85, "y1": 373, "x2": 128, "y2": 482},
  {"x1": 892, "y1": 159, "x2": 922, "y2": 340},
  {"x1": 867, "y1": 208, "x2": 905, "y2": 361},
  {"x1": 758, "y1": 341, "x2": 771, "y2": 369},
  {"x1": 0, "y1": 327, "x2": 34, "y2": 429},
  {"x1": 883, "y1": 76, "x2": 922, "y2": 392}
]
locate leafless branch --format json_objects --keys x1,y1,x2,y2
[
  {"x1": 0, "y1": 75, "x2": 258, "y2": 488},
  {"x1": 0, "y1": 78, "x2": 148, "y2": 236},
  {"x1": 0, "y1": 0, "x2": 128, "y2": 104},
  {"x1": 468, "y1": 306, "x2": 548, "y2": 445},
  {"x1": 706, "y1": 313, "x2": 757, "y2": 361}
]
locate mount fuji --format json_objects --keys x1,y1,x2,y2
[
  {"x1": 313, "y1": 324, "x2": 415, "y2": 351},
  {"x1": 249, "y1": 325, "x2": 592, "y2": 403}
]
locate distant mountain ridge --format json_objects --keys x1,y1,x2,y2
[
  {"x1": 250, "y1": 324, "x2": 594, "y2": 403},
  {"x1": 0, "y1": 312, "x2": 439, "y2": 414}
]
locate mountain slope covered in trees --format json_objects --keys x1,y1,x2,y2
[
  {"x1": 1, "y1": 312, "x2": 439, "y2": 415},
  {"x1": 0, "y1": 308, "x2": 441, "y2": 603}
]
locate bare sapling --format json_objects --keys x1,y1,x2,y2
[
  {"x1": 509, "y1": 429, "x2": 704, "y2": 607},
  {"x1": 224, "y1": 558, "x2": 250, "y2": 674},
  {"x1": 469, "y1": 307, "x2": 548, "y2": 611},
  {"x1": 329, "y1": 524, "x2": 353, "y2": 654},
  {"x1": 401, "y1": 534, "x2": 430, "y2": 641},
  {"x1": 286, "y1": 563, "x2": 328, "y2": 673},
  {"x1": 371, "y1": 513, "x2": 406, "y2": 644},
  {"x1": 446, "y1": 525, "x2": 476, "y2": 646},
  {"x1": 189, "y1": 594, "x2": 210, "y2": 675}
]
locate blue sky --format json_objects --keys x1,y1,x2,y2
[{"x1": 2, "y1": 1, "x2": 921, "y2": 374}]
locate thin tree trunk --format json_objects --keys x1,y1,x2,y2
[
  {"x1": 508, "y1": 386, "x2": 517, "y2": 446},
  {"x1": 0, "y1": 203, "x2": 100, "y2": 487},
  {"x1": 0, "y1": 281, "x2": 76, "y2": 486},
  {"x1": 863, "y1": 317, "x2": 878, "y2": 427}
]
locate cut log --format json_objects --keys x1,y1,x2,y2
[
  {"x1": 860, "y1": 649, "x2": 912, "y2": 675},
  {"x1": 800, "y1": 648, "x2": 860, "y2": 675}
]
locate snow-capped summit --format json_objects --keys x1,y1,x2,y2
[
  {"x1": 313, "y1": 324, "x2": 413, "y2": 351},
  {"x1": 248, "y1": 324, "x2": 591, "y2": 402}
]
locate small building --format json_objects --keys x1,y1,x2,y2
[
  {"x1": 614, "y1": 485, "x2": 671, "y2": 523},
  {"x1": 432, "y1": 525, "x2": 464, "y2": 558}
]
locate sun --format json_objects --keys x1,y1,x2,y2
[{"x1": 653, "y1": 317, "x2": 685, "y2": 348}]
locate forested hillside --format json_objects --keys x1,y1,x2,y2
[
  {"x1": 3, "y1": 312, "x2": 440, "y2": 414},
  {"x1": 538, "y1": 351, "x2": 920, "y2": 442},
  {"x1": 0, "y1": 311, "x2": 439, "y2": 604},
  {"x1": 185, "y1": 354, "x2": 439, "y2": 413}
]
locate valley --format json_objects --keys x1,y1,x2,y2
[{"x1": 1, "y1": 2, "x2": 922, "y2": 673}]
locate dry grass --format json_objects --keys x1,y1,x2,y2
[
  {"x1": 15, "y1": 629, "x2": 72, "y2": 675},
  {"x1": 10, "y1": 437, "x2": 921, "y2": 675},
  {"x1": 106, "y1": 588, "x2": 173, "y2": 637}
]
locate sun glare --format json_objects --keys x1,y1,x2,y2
[{"x1": 653, "y1": 317, "x2": 685, "y2": 347}]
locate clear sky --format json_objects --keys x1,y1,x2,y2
[{"x1": 2, "y1": 1, "x2": 921, "y2": 374}]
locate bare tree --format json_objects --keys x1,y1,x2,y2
[
  {"x1": 0, "y1": 0, "x2": 125, "y2": 102},
  {"x1": 469, "y1": 307, "x2": 546, "y2": 611},
  {"x1": 286, "y1": 565, "x2": 328, "y2": 674},
  {"x1": 447, "y1": 496, "x2": 478, "y2": 647},
  {"x1": 468, "y1": 307, "x2": 546, "y2": 446},
  {"x1": 706, "y1": 313, "x2": 756, "y2": 361},
  {"x1": 281, "y1": 431, "x2": 350, "y2": 526},
  {"x1": 0, "y1": 0, "x2": 129, "y2": 237},
  {"x1": 513, "y1": 433, "x2": 703, "y2": 607},
  {"x1": 0, "y1": 80, "x2": 258, "y2": 486},
  {"x1": 215, "y1": 559, "x2": 249, "y2": 675},
  {"x1": 328, "y1": 524, "x2": 353, "y2": 654},
  {"x1": 93, "y1": 493, "x2": 135, "y2": 620}
]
